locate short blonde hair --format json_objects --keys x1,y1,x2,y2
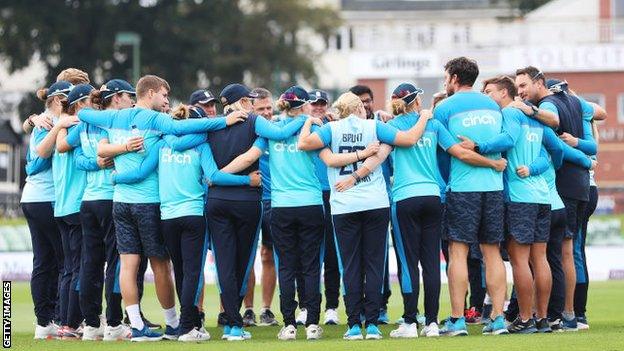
[
  {"x1": 57, "y1": 68, "x2": 90, "y2": 85},
  {"x1": 136, "y1": 75, "x2": 170, "y2": 98},
  {"x1": 332, "y1": 92, "x2": 362, "y2": 119}
]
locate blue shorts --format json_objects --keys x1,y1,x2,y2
[
  {"x1": 113, "y1": 202, "x2": 168, "y2": 259},
  {"x1": 446, "y1": 191, "x2": 505, "y2": 244},
  {"x1": 562, "y1": 197, "x2": 588, "y2": 240},
  {"x1": 261, "y1": 200, "x2": 273, "y2": 247},
  {"x1": 506, "y1": 202, "x2": 551, "y2": 244}
]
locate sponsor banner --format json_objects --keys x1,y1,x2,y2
[
  {"x1": 499, "y1": 44, "x2": 624, "y2": 73},
  {"x1": 349, "y1": 51, "x2": 440, "y2": 79}
]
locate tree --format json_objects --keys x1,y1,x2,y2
[{"x1": 0, "y1": 0, "x2": 340, "y2": 119}]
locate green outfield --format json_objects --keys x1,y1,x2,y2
[{"x1": 6, "y1": 281, "x2": 624, "y2": 350}]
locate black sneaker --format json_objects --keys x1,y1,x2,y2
[
  {"x1": 507, "y1": 317, "x2": 537, "y2": 334},
  {"x1": 549, "y1": 318, "x2": 563, "y2": 332},
  {"x1": 217, "y1": 312, "x2": 228, "y2": 326},
  {"x1": 198, "y1": 311, "x2": 206, "y2": 329},
  {"x1": 536, "y1": 318, "x2": 552, "y2": 333},
  {"x1": 242, "y1": 309, "x2": 257, "y2": 327},
  {"x1": 259, "y1": 309, "x2": 279, "y2": 326},
  {"x1": 141, "y1": 312, "x2": 162, "y2": 330}
]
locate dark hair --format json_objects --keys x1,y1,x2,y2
[
  {"x1": 444, "y1": 57, "x2": 479, "y2": 87},
  {"x1": 349, "y1": 85, "x2": 373, "y2": 100},
  {"x1": 482, "y1": 75, "x2": 518, "y2": 98},
  {"x1": 515, "y1": 66, "x2": 546, "y2": 86},
  {"x1": 90, "y1": 90, "x2": 112, "y2": 110}
]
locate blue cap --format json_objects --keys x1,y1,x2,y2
[
  {"x1": 189, "y1": 89, "x2": 217, "y2": 105},
  {"x1": 546, "y1": 79, "x2": 569, "y2": 93},
  {"x1": 68, "y1": 84, "x2": 95, "y2": 106},
  {"x1": 392, "y1": 83, "x2": 423, "y2": 105},
  {"x1": 219, "y1": 83, "x2": 258, "y2": 106},
  {"x1": 47, "y1": 81, "x2": 73, "y2": 98},
  {"x1": 280, "y1": 86, "x2": 309, "y2": 109},
  {"x1": 189, "y1": 106, "x2": 208, "y2": 119},
  {"x1": 308, "y1": 89, "x2": 329, "y2": 104},
  {"x1": 100, "y1": 79, "x2": 136, "y2": 100}
]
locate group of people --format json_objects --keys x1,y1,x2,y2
[{"x1": 21, "y1": 56, "x2": 604, "y2": 343}]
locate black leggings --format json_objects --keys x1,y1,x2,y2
[{"x1": 574, "y1": 186, "x2": 598, "y2": 317}]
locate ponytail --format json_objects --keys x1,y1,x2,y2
[
  {"x1": 90, "y1": 90, "x2": 106, "y2": 110},
  {"x1": 36, "y1": 88, "x2": 48, "y2": 101},
  {"x1": 276, "y1": 99, "x2": 290, "y2": 112},
  {"x1": 171, "y1": 104, "x2": 190, "y2": 120},
  {"x1": 390, "y1": 98, "x2": 407, "y2": 116}
]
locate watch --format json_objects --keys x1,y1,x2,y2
[
  {"x1": 474, "y1": 143, "x2": 481, "y2": 154},
  {"x1": 531, "y1": 105, "x2": 539, "y2": 117}
]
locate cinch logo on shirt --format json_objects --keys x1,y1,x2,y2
[
  {"x1": 80, "y1": 134, "x2": 98, "y2": 149},
  {"x1": 416, "y1": 137, "x2": 433, "y2": 148},
  {"x1": 342, "y1": 133, "x2": 363, "y2": 143},
  {"x1": 110, "y1": 133, "x2": 132, "y2": 146},
  {"x1": 161, "y1": 148, "x2": 192, "y2": 165},
  {"x1": 526, "y1": 132, "x2": 539, "y2": 143},
  {"x1": 272, "y1": 142, "x2": 300, "y2": 153},
  {"x1": 461, "y1": 113, "x2": 496, "y2": 127}
]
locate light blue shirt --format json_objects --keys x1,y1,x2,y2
[
  {"x1": 114, "y1": 136, "x2": 250, "y2": 219},
  {"x1": 52, "y1": 120, "x2": 87, "y2": 216},
  {"x1": 21, "y1": 128, "x2": 56, "y2": 203},
  {"x1": 502, "y1": 107, "x2": 550, "y2": 204},
  {"x1": 256, "y1": 118, "x2": 322, "y2": 208},
  {"x1": 78, "y1": 107, "x2": 228, "y2": 203},
  {"x1": 66, "y1": 122, "x2": 113, "y2": 201},
  {"x1": 387, "y1": 113, "x2": 455, "y2": 202},
  {"x1": 434, "y1": 91, "x2": 504, "y2": 192}
]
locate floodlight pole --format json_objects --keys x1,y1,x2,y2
[{"x1": 115, "y1": 32, "x2": 141, "y2": 84}]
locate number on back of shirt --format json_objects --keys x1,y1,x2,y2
[{"x1": 338, "y1": 145, "x2": 366, "y2": 175}]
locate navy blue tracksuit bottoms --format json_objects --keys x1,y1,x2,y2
[
  {"x1": 333, "y1": 207, "x2": 390, "y2": 328},
  {"x1": 272, "y1": 205, "x2": 324, "y2": 327}
]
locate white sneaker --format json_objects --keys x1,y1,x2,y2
[
  {"x1": 420, "y1": 322, "x2": 440, "y2": 337},
  {"x1": 34, "y1": 322, "x2": 59, "y2": 340},
  {"x1": 103, "y1": 324, "x2": 132, "y2": 341},
  {"x1": 306, "y1": 324, "x2": 322, "y2": 340},
  {"x1": 99, "y1": 315, "x2": 107, "y2": 328},
  {"x1": 179, "y1": 328, "x2": 210, "y2": 342},
  {"x1": 390, "y1": 323, "x2": 418, "y2": 338},
  {"x1": 277, "y1": 325, "x2": 297, "y2": 340},
  {"x1": 324, "y1": 309, "x2": 339, "y2": 325},
  {"x1": 82, "y1": 325, "x2": 105, "y2": 340},
  {"x1": 296, "y1": 309, "x2": 307, "y2": 325}
]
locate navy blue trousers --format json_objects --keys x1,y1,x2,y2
[
  {"x1": 162, "y1": 215, "x2": 208, "y2": 334},
  {"x1": 272, "y1": 205, "x2": 324, "y2": 327},
  {"x1": 78, "y1": 200, "x2": 123, "y2": 328},
  {"x1": 22, "y1": 202, "x2": 64, "y2": 326},
  {"x1": 206, "y1": 199, "x2": 261, "y2": 328},
  {"x1": 391, "y1": 196, "x2": 441, "y2": 325},
  {"x1": 333, "y1": 207, "x2": 390, "y2": 328},
  {"x1": 56, "y1": 213, "x2": 83, "y2": 328}
]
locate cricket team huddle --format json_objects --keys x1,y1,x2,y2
[{"x1": 21, "y1": 56, "x2": 605, "y2": 342}]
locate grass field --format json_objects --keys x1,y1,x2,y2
[{"x1": 6, "y1": 281, "x2": 624, "y2": 351}]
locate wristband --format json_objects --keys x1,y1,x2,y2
[
  {"x1": 351, "y1": 173, "x2": 361, "y2": 183},
  {"x1": 355, "y1": 150, "x2": 360, "y2": 161},
  {"x1": 27, "y1": 117, "x2": 35, "y2": 127},
  {"x1": 125, "y1": 144, "x2": 129, "y2": 152}
]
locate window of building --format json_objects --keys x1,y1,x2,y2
[
  {"x1": 613, "y1": 0, "x2": 624, "y2": 37},
  {"x1": 618, "y1": 94, "x2": 624, "y2": 123}
]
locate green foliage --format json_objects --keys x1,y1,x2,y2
[{"x1": 0, "y1": 0, "x2": 340, "y2": 117}]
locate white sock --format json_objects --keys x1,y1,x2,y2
[
  {"x1": 164, "y1": 307, "x2": 179, "y2": 328},
  {"x1": 126, "y1": 304, "x2": 144, "y2": 330}
]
